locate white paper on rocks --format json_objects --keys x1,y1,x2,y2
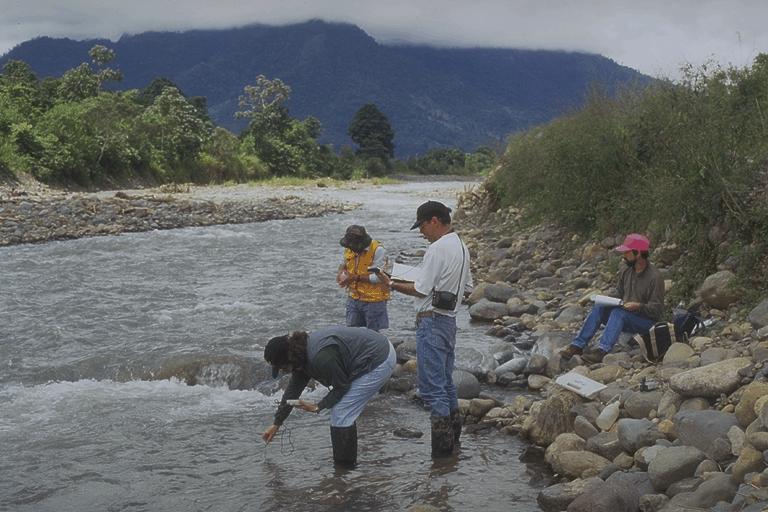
[{"x1": 555, "y1": 371, "x2": 607, "y2": 398}]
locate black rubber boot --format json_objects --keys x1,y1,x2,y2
[
  {"x1": 450, "y1": 409, "x2": 462, "y2": 450},
  {"x1": 330, "y1": 423, "x2": 358, "y2": 468},
  {"x1": 430, "y1": 415, "x2": 454, "y2": 458}
]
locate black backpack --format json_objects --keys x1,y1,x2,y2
[
  {"x1": 634, "y1": 309, "x2": 705, "y2": 362},
  {"x1": 672, "y1": 308, "x2": 706, "y2": 341}
]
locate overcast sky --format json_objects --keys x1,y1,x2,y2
[{"x1": 1, "y1": 0, "x2": 766, "y2": 79}]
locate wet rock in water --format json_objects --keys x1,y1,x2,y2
[
  {"x1": 455, "y1": 346, "x2": 498, "y2": 378},
  {"x1": 523, "y1": 388, "x2": 580, "y2": 446},
  {"x1": 393, "y1": 427, "x2": 423, "y2": 439},
  {"x1": 468, "y1": 398, "x2": 497, "y2": 418},
  {"x1": 549, "y1": 450, "x2": 611, "y2": 479},
  {"x1": 545, "y1": 433, "x2": 587, "y2": 467},
  {"x1": 468, "y1": 299, "x2": 509, "y2": 321},
  {"x1": 452, "y1": 369, "x2": 480, "y2": 399},
  {"x1": 495, "y1": 356, "x2": 528, "y2": 376},
  {"x1": 537, "y1": 477, "x2": 602, "y2": 512}
]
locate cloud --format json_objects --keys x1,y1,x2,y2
[{"x1": 2, "y1": 0, "x2": 767, "y2": 79}]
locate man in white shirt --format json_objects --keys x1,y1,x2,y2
[{"x1": 380, "y1": 201, "x2": 473, "y2": 457}]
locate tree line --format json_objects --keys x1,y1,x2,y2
[{"x1": 0, "y1": 45, "x2": 496, "y2": 187}]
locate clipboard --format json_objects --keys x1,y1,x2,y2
[{"x1": 390, "y1": 263, "x2": 422, "y2": 283}]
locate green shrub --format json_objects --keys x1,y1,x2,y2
[{"x1": 488, "y1": 55, "x2": 768, "y2": 301}]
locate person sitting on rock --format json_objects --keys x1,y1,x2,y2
[
  {"x1": 559, "y1": 233, "x2": 665, "y2": 364},
  {"x1": 261, "y1": 326, "x2": 396, "y2": 468}
]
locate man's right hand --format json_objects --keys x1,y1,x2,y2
[
  {"x1": 262, "y1": 424, "x2": 279, "y2": 444},
  {"x1": 337, "y1": 271, "x2": 350, "y2": 288}
]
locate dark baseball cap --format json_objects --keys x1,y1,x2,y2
[
  {"x1": 264, "y1": 334, "x2": 290, "y2": 378},
  {"x1": 410, "y1": 201, "x2": 452, "y2": 230}
]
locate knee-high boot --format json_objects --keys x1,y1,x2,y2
[
  {"x1": 450, "y1": 409, "x2": 462, "y2": 449},
  {"x1": 330, "y1": 423, "x2": 358, "y2": 468},
  {"x1": 430, "y1": 415, "x2": 454, "y2": 458}
]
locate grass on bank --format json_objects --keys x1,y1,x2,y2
[{"x1": 487, "y1": 55, "x2": 768, "y2": 305}]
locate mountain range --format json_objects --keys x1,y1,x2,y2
[{"x1": 1, "y1": 20, "x2": 650, "y2": 156}]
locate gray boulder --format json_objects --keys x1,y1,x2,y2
[
  {"x1": 468, "y1": 298, "x2": 509, "y2": 321},
  {"x1": 669, "y1": 358, "x2": 753, "y2": 397},
  {"x1": 624, "y1": 391, "x2": 664, "y2": 419},
  {"x1": 495, "y1": 356, "x2": 528, "y2": 376},
  {"x1": 662, "y1": 473, "x2": 737, "y2": 511},
  {"x1": 452, "y1": 369, "x2": 480, "y2": 399},
  {"x1": 538, "y1": 477, "x2": 603, "y2": 512},
  {"x1": 586, "y1": 431, "x2": 623, "y2": 461},
  {"x1": 748, "y1": 299, "x2": 768, "y2": 329},
  {"x1": 698, "y1": 270, "x2": 739, "y2": 309},
  {"x1": 556, "y1": 305, "x2": 586, "y2": 325},
  {"x1": 617, "y1": 418, "x2": 665, "y2": 453},
  {"x1": 648, "y1": 446, "x2": 707, "y2": 491},
  {"x1": 551, "y1": 450, "x2": 612, "y2": 479},
  {"x1": 567, "y1": 470, "x2": 654, "y2": 512},
  {"x1": 484, "y1": 283, "x2": 518, "y2": 303},
  {"x1": 455, "y1": 346, "x2": 498, "y2": 378},
  {"x1": 673, "y1": 410, "x2": 739, "y2": 461}
]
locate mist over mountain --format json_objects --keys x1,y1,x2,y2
[{"x1": 1, "y1": 20, "x2": 649, "y2": 156}]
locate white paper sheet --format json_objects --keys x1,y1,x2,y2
[
  {"x1": 391, "y1": 263, "x2": 422, "y2": 283},
  {"x1": 591, "y1": 294, "x2": 623, "y2": 307}
]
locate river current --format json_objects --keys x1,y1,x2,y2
[{"x1": 0, "y1": 182, "x2": 545, "y2": 511}]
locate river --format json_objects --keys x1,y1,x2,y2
[{"x1": 0, "y1": 181, "x2": 546, "y2": 512}]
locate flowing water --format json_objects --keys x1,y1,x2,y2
[{"x1": 0, "y1": 182, "x2": 546, "y2": 512}]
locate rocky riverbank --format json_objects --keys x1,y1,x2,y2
[
  {"x1": 0, "y1": 184, "x2": 355, "y2": 247},
  {"x1": 389, "y1": 186, "x2": 768, "y2": 512}
]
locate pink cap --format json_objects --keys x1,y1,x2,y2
[{"x1": 615, "y1": 233, "x2": 650, "y2": 252}]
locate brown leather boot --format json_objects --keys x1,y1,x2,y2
[{"x1": 559, "y1": 345, "x2": 583, "y2": 360}]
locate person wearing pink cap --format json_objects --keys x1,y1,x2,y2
[{"x1": 560, "y1": 233, "x2": 665, "y2": 363}]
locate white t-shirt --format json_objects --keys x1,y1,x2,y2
[{"x1": 414, "y1": 232, "x2": 473, "y2": 317}]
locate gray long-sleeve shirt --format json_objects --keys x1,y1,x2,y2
[
  {"x1": 272, "y1": 326, "x2": 390, "y2": 425},
  {"x1": 616, "y1": 262, "x2": 665, "y2": 321}
]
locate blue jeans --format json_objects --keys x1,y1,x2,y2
[
  {"x1": 572, "y1": 305, "x2": 655, "y2": 352},
  {"x1": 330, "y1": 342, "x2": 396, "y2": 427},
  {"x1": 346, "y1": 298, "x2": 389, "y2": 331},
  {"x1": 416, "y1": 314, "x2": 458, "y2": 417}
]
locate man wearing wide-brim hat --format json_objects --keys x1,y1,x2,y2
[
  {"x1": 560, "y1": 233, "x2": 665, "y2": 363},
  {"x1": 336, "y1": 225, "x2": 390, "y2": 331}
]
